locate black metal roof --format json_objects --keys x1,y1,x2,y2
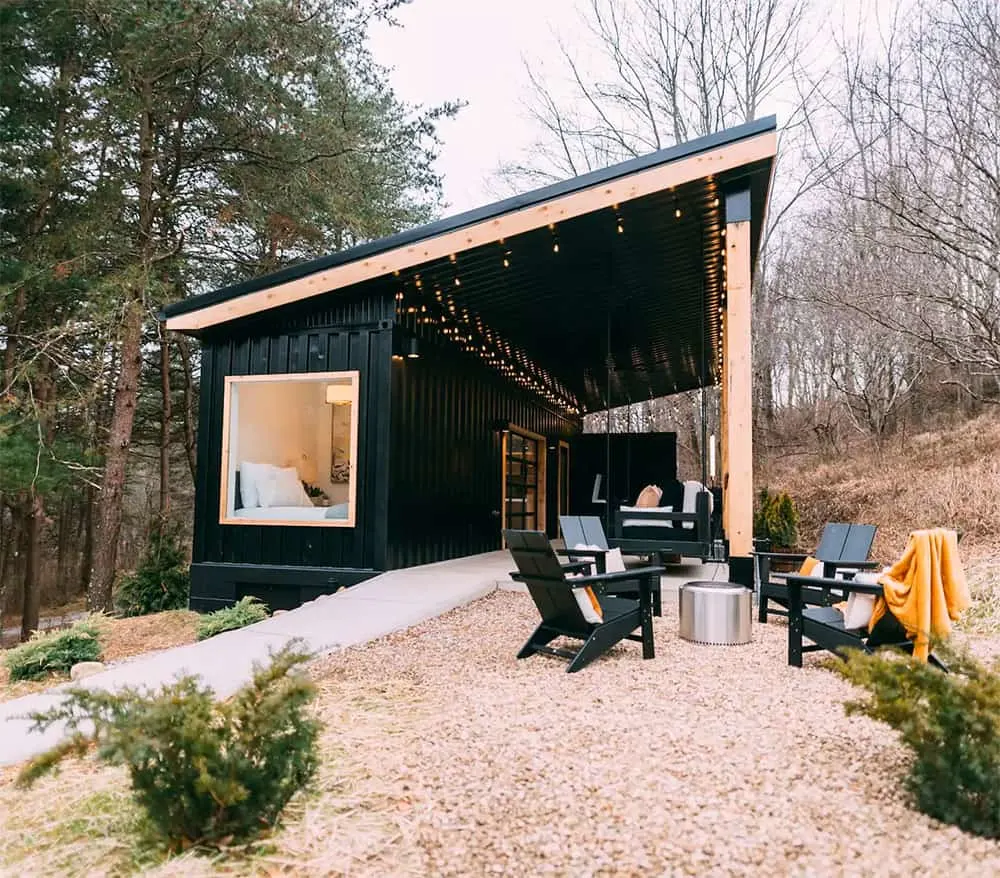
[{"x1": 164, "y1": 116, "x2": 777, "y2": 413}]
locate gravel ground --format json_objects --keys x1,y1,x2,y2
[
  {"x1": 301, "y1": 589, "x2": 1000, "y2": 877},
  {"x1": 2, "y1": 589, "x2": 998, "y2": 876}
]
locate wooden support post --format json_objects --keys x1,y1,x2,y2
[{"x1": 722, "y1": 190, "x2": 754, "y2": 566}]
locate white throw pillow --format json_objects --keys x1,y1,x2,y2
[
  {"x1": 566, "y1": 572, "x2": 604, "y2": 624},
  {"x1": 681, "y1": 480, "x2": 712, "y2": 530},
  {"x1": 238, "y1": 460, "x2": 272, "y2": 508},
  {"x1": 842, "y1": 572, "x2": 881, "y2": 629},
  {"x1": 604, "y1": 547, "x2": 626, "y2": 573},
  {"x1": 257, "y1": 466, "x2": 312, "y2": 508},
  {"x1": 572, "y1": 543, "x2": 603, "y2": 576}
]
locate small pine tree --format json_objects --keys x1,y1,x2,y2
[
  {"x1": 753, "y1": 488, "x2": 799, "y2": 550},
  {"x1": 837, "y1": 644, "x2": 1000, "y2": 838},
  {"x1": 196, "y1": 596, "x2": 270, "y2": 640},
  {"x1": 17, "y1": 643, "x2": 320, "y2": 850},
  {"x1": 115, "y1": 521, "x2": 190, "y2": 617}
]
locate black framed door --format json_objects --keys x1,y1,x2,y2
[{"x1": 503, "y1": 429, "x2": 542, "y2": 531}]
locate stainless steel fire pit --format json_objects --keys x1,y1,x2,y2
[{"x1": 679, "y1": 581, "x2": 752, "y2": 645}]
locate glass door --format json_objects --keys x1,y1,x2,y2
[{"x1": 504, "y1": 429, "x2": 541, "y2": 531}]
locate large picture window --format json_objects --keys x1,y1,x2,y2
[{"x1": 220, "y1": 372, "x2": 359, "y2": 527}]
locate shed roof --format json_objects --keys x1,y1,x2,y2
[{"x1": 164, "y1": 116, "x2": 777, "y2": 412}]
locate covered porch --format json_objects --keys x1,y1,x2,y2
[{"x1": 165, "y1": 116, "x2": 777, "y2": 584}]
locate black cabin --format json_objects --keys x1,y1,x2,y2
[{"x1": 162, "y1": 118, "x2": 777, "y2": 610}]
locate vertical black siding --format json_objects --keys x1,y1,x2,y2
[
  {"x1": 192, "y1": 289, "x2": 394, "y2": 577},
  {"x1": 387, "y1": 338, "x2": 579, "y2": 568}
]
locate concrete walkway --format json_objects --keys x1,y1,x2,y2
[
  {"x1": 0, "y1": 551, "x2": 513, "y2": 768},
  {"x1": 0, "y1": 552, "x2": 729, "y2": 768}
]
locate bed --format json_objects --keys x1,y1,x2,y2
[
  {"x1": 233, "y1": 503, "x2": 349, "y2": 521},
  {"x1": 232, "y1": 465, "x2": 349, "y2": 523}
]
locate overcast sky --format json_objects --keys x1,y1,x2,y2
[
  {"x1": 368, "y1": 0, "x2": 891, "y2": 216},
  {"x1": 368, "y1": 0, "x2": 580, "y2": 212}
]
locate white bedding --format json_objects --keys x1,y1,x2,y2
[{"x1": 234, "y1": 504, "x2": 348, "y2": 521}]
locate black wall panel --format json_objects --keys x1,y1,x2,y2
[
  {"x1": 191, "y1": 289, "x2": 394, "y2": 584},
  {"x1": 387, "y1": 338, "x2": 579, "y2": 568}
]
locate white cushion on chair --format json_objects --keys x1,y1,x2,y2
[
  {"x1": 566, "y1": 571, "x2": 604, "y2": 624},
  {"x1": 842, "y1": 572, "x2": 881, "y2": 629},
  {"x1": 681, "y1": 481, "x2": 712, "y2": 530},
  {"x1": 605, "y1": 547, "x2": 626, "y2": 573}
]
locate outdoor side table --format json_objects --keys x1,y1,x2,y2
[{"x1": 679, "y1": 581, "x2": 752, "y2": 645}]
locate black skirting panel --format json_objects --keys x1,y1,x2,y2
[{"x1": 190, "y1": 562, "x2": 378, "y2": 612}]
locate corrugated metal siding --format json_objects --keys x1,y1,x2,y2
[
  {"x1": 387, "y1": 338, "x2": 579, "y2": 568},
  {"x1": 192, "y1": 288, "x2": 393, "y2": 572}
]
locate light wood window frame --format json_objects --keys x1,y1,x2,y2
[{"x1": 219, "y1": 371, "x2": 360, "y2": 528}]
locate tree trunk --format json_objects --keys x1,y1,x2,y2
[
  {"x1": 159, "y1": 335, "x2": 172, "y2": 519},
  {"x1": 88, "y1": 298, "x2": 144, "y2": 611},
  {"x1": 89, "y1": 84, "x2": 157, "y2": 613},
  {"x1": 79, "y1": 485, "x2": 95, "y2": 595},
  {"x1": 55, "y1": 495, "x2": 73, "y2": 605},
  {"x1": 176, "y1": 335, "x2": 198, "y2": 486},
  {"x1": 20, "y1": 492, "x2": 44, "y2": 642}
]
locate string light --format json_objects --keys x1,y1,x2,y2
[
  {"x1": 675, "y1": 208, "x2": 682, "y2": 219},
  {"x1": 454, "y1": 277, "x2": 461, "y2": 287}
]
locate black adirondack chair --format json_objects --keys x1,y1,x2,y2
[
  {"x1": 558, "y1": 514, "x2": 662, "y2": 616},
  {"x1": 505, "y1": 529, "x2": 662, "y2": 673},
  {"x1": 756, "y1": 523, "x2": 878, "y2": 623},
  {"x1": 785, "y1": 573, "x2": 947, "y2": 670}
]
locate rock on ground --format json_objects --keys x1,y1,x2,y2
[{"x1": 69, "y1": 662, "x2": 105, "y2": 682}]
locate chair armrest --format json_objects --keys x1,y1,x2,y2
[
  {"x1": 510, "y1": 572, "x2": 595, "y2": 591},
  {"x1": 752, "y1": 551, "x2": 809, "y2": 562},
  {"x1": 784, "y1": 574, "x2": 883, "y2": 595},
  {"x1": 575, "y1": 566, "x2": 665, "y2": 585},
  {"x1": 555, "y1": 548, "x2": 608, "y2": 558},
  {"x1": 559, "y1": 560, "x2": 592, "y2": 575}
]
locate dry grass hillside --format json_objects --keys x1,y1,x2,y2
[
  {"x1": 761, "y1": 412, "x2": 1000, "y2": 561},
  {"x1": 760, "y1": 412, "x2": 1000, "y2": 634}
]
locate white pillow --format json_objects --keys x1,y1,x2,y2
[
  {"x1": 572, "y1": 543, "x2": 604, "y2": 576},
  {"x1": 681, "y1": 481, "x2": 713, "y2": 530},
  {"x1": 257, "y1": 466, "x2": 312, "y2": 508},
  {"x1": 570, "y1": 544, "x2": 625, "y2": 575},
  {"x1": 566, "y1": 572, "x2": 603, "y2": 624},
  {"x1": 238, "y1": 460, "x2": 273, "y2": 508},
  {"x1": 604, "y1": 547, "x2": 626, "y2": 573},
  {"x1": 620, "y1": 505, "x2": 672, "y2": 529},
  {"x1": 843, "y1": 572, "x2": 881, "y2": 629}
]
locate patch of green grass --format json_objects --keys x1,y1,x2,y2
[
  {"x1": 3, "y1": 616, "x2": 106, "y2": 682},
  {"x1": 196, "y1": 596, "x2": 269, "y2": 640}
]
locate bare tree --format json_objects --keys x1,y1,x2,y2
[
  {"x1": 502, "y1": 0, "x2": 812, "y2": 186},
  {"x1": 815, "y1": 0, "x2": 1000, "y2": 399}
]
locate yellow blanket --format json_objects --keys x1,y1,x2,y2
[{"x1": 870, "y1": 528, "x2": 970, "y2": 661}]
